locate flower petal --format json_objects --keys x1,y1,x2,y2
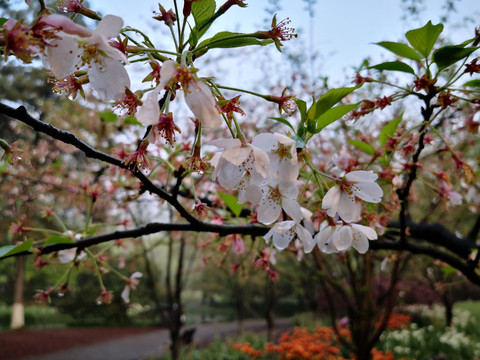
[
  {"x1": 351, "y1": 230, "x2": 369, "y2": 254},
  {"x1": 185, "y1": 81, "x2": 222, "y2": 129},
  {"x1": 242, "y1": 183, "x2": 262, "y2": 204},
  {"x1": 89, "y1": 58, "x2": 130, "y2": 101},
  {"x1": 222, "y1": 146, "x2": 251, "y2": 166},
  {"x1": 295, "y1": 224, "x2": 315, "y2": 253},
  {"x1": 332, "y1": 225, "x2": 353, "y2": 251},
  {"x1": 321, "y1": 186, "x2": 341, "y2": 218},
  {"x1": 257, "y1": 196, "x2": 281, "y2": 225},
  {"x1": 346, "y1": 170, "x2": 378, "y2": 183},
  {"x1": 251, "y1": 145, "x2": 270, "y2": 179},
  {"x1": 337, "y1": 191, "x2": 357, "y2": 223},
  {"x1": 136, "y1": 86, "x2": 162, "y2": 125},
  {"x1": 159, "y1": 60, "x2": 178, "y2": 88},
  {"x1": 314, "y1": 223, "x2": 337, "y2": 254},
  {"x1": 353, "y1": 182, "x2": 383, "y2": 203},
  {"x1": 282, "y1": 197, "x2": 303, "y2": 224},
  {"x1": 351, "y1": 224, "x2": 378, "y2": 240},
  {"x1": 95, "y1": 14, "x2": 123, "y2": 39},
  {"x1": 46, "y1": 34, "x2": 82, "y2": 78}
]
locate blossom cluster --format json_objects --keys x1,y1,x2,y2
[{"x1": 1, "y1": 3, "x2": 384, "y2": 259}]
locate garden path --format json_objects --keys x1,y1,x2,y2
[{"x1": 16, "y1": 318, "x2": 292, "y2": 360}]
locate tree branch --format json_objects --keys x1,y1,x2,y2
[
  {"x1": 0, "y1": 102, "x2": 199, "y2": 225},
  {"x1": 2, "y1": 221, "x2": 269, "y2": 259}
]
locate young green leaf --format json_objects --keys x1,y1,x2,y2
[
  {"x1": 307, "y1": 85, "x2": 361, "y2": 121},
  {"x1": 0, "y1": 238, "x2": 34, "y2": 259},
  {"x1": 124, "y1": 116, "x2": 142, "y2": 126},
  {"x1": 0, "y1": 18, "x2": 7, "y2": 27},
  {"x1": 294, "y1": 99, "x2": 307, "y2": 121},
  {"x1": 405, "y1": 21, "x2": 443, "y2": 58},
  {"x1": 375, "y1": 41, "x2": 421, "y2": 61},
  {"x1": 217, "y1": 192, "x2": 242, "y2": 217},
  {"x1": 433, "y1": 45, "x2": 479, "y2": 71},
  {"x1": 308, "y1": 103, "x2": 360, "y2": 134},
  {"x1": 191, "y1": 0, "x2": 216, "y2": 41},
  {"x1": 99, "y1": 111, "x2": 118, "y2": 123},
  {"x1": 192, "y1": 0, "x2": 215, "y2": 28},
  {"x1": 370, "y1": 61, "x2": 416, "y2": 75},
  {"x1": 195, "y1": 32, "x2": 273, "y2": 52},
  {"x1": 44, "y1": 235, "x2": 75, "y2": 246},
  {"x1": 268, "y1": 117, "x2": 295, "y2": 132},
  {"x1": 463, "y1": 79, "x2": 480, "y2": 88},
  {"x1": 348, "y1": 139, "x2": 375, "y2": 156},
  {"x1": 379, "y1": 114, "x2": 403, "y2": 146}
]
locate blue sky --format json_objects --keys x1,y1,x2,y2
[{"x1": 88, "y1": 0, "x2": 480, "y2": 85}]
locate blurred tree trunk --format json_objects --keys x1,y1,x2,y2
[
  {"x1": 10, "y1": 256, "x2": 25, "y2": 330},
  {"x1": 265, "y1": 273, "x2": 275, "y2": 341}
]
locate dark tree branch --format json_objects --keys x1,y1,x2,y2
[
  {"x1": 396, "y1": 93, "x2": 435, "y2": 243},
  {"x1": 467, "y1": 213, "x2": 480, "y2": 242},
  {"x1": 371, "y1": 239, "x2": 480, "y2": 285},
  {"x1": 0, "y1": 102, "x2": 199, "y2": 225},
  {"x1": 2, "y1": 222, "x2": 269, "y2": 259},
  {"x1": 388, "y1": 220, "x2": 474, "y2": 258}
]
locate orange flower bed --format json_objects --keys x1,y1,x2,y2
[
  {"x1": 231, "y1": 326, "x2": 400, "y2": 360},
  {"x1": 232, "y1": 342, "x2": 263, "y2": 359},
  {"x1": 376, "y1": 313, "x2": 412, "y2": 330},
  {"x1": 265, "y1": 327, "x2": 347, "y2": 360}
]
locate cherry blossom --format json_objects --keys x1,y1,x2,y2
[
  {"x1": 211, "y1": 138, "x2": 270, "y2": 203},
  {"x1": 42, "y1": 14, "x2": 130, "y2": 101},
  {"x1": 264, "y1": 220, "x2": 315, "y2": 253},
  {"x1": 257, "y1": 177, "x2": 303, "y2": 225},
  {"x1": 121, "y1": 272, "x2": 142, "y2": 303},
  {"x1": 252, "y1": 132, "x2": 299, "y2": 181},
  {"x1": 137, "y1": 60, "x2": 221, "y2": 129},
  {"x1": 322, "y1": 170, "x2": 383, "y2": 223},
  {"x1": 315, "y1": 221, "x2": 378, "y2": 254}
]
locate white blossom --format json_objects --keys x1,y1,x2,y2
[
  {"x1": 264, "y1": 220, "x2": 315, "y2": 253},
  {"x1": 322, "y1": 170, "x2": 383, "y2": 223},
  {"x1": 121, "y1": 272, "x2": 142, "y2": 304},
  {"x1": 211, "y1": 138, "x2": 269, "y2": 204},
  {"x1": 44, "y1": 14, "x2": 130, "y2": 101},
  {"x1": 252, "y1": 132, "x2": 298, "y2": 181},
  {"x1": 257, "y1": 177, "x2": 303, "y2": 225},
  {"x1": 315, "y1": 221, "x2": 378, "y2": 254}
]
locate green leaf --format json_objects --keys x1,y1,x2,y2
[
  {"x1": 296, "y1": 121, "x2": 307, "y2": 146},
  {"x1": 196, "y1": 31, "x2": 273, "y2": 52},
  {"x1": 0, "y1": 238, "x2": 34, "y2": 259},
  {"x1": 375, "y1": 41, "x2": 421, "y2": 61},
  {"x1": 99, "y1": 111, "x2": 118, "y2": 123},
  {"x1": 307, "y1": 85, "x2": 361, "y2": 121},
  {"x1": 379, "y1": 114, "x2": 403, "y2": 146},
  {"x1": 308, "y1": 103, "x2": 360, "y2": 134},
  {"x1": 217, "y1": 192, "x2": 242, "y2": 217},
  {"x1": 433, "y1": 45, "x2": 479, "y2": 71},
  {"x1": 191, "y1": 0, "x2": 216, "y2": 42},
  {"x1": 0, "y1": 18, "x2": 7, "y2": 27},
  {"x1": 441, "y1": 266, "x2": 458, "y2": 277},
  {"x1": 268, "y1": 117, "x2": 295, "y2": 132},
  {"x1": 192, "y1": 0, "x2": 216, "y2": 29},
  {"x1": 44, "y1": 235, "x2": 75, "y2": 246},
  {"x1": 405, "y1": 21, "x2": 443, "y2": 58},
  {"x1": 124, "y1": 116, "x2": 142, "y2": 126},
  {"x1": 294, "y1": 99, "x2": 307, "y2": 121},
  {"x1": 370, "y1": 61, "x2": 416, "y2": 75},
  {"x1": 463, "y1": 79, "x2": 480, "y2": 88},
  {"x1": 348, "y1": 139, "x2": 375, "y2": 156}
]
